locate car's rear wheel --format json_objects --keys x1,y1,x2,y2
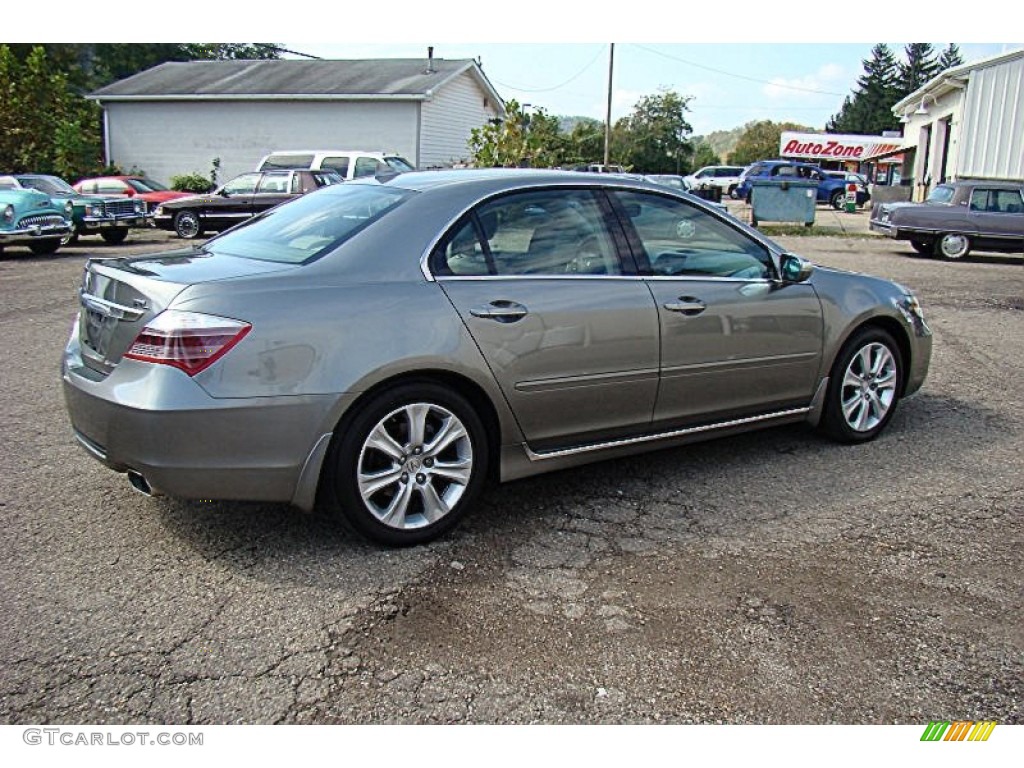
[
  {"x1": 830, "y1": 190, "x2": 846, "y2": 210},
  {"x1": 728, "y1": 184, "x2": 738, "y2": 199},
  {"x1": 28, "y1": 238, "x2": 62, "y2": 256},
  {"x1": 100, "y1": 229, "x2": 129, "y2": 245},
  {"x1": 910, "y1": 239, "x2": 932, "y2": 255},
  {"x1": 173, "y1": 210, "x2": 202, "y2": 239},
  {"x1": 325, "y1": 382, "x2": 488, "y2": 546},
  {"x1": 935, "y1": 232, "x2": 970, "y2": 260},
  {"x1": 821, "y1": 327, "x2": 904, "y2": 443}
]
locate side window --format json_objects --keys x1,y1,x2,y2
[
  {"x1": 614, "y1": 190, "x2": 772, "y2": 280},
  {"x1": 354, "y1": 157, "x2": 380, "y2": 178},
  {"x1": 256, "y1": 174, "x2": 290, "y2": 194},
  {"x1": 222, "y1": 174, "x2": 260, "y2": 196},
  {"x1": 969, "y1": 189, "x2": 988, "y2": 211},
  {"x1": 79, "y1": 181, "x2": 97, "y2": 194},
  {"x1": 321, "y1": 156, "x2": 350, "y2": 176},
  {"x1": 435, "y1": 189, "x2": 621, "y2": 277},
  {"x1": 992, "y1": 189, "x2": 1024, "y2": 213},
  {"x1": 696, "y1": 169, "x2": 711, "y2": 178},
  {"x1": 98, "y1": 181, "x2": 125, "y2": 194}
]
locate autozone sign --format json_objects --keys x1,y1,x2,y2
[{"x1": 779, "y1": 131, "x2": 903, "y2": 160}]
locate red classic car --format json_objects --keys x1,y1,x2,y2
[
  {"x1": 870, "y1": 180, "x2": 1024, "y2": 259},
  {"x1": 73, "y1": 176, "x2": 192, "y2": 214}
]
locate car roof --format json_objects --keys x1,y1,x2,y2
[
  {"x1": 943, "y1": 179, "x2": 1022, "y2": 189},
  {"x1": 363, "y1": 168, "x2": 672, "y2": 193}
]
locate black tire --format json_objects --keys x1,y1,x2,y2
[
  {"x1": 28, "y1": 238, "x2": 61, "y2": 256},
  {"x1": 820, "y1": 327, "x2": 904, "y2": 443},
  {"x1": 728, "y1": 184, "x2": 738, "y2": 199},
  {"x1": 173, "y1": 210, "x2": 202, "y2": 239},
  {"x1": 830, "y1": 190, "x2": 846, "y2": 210},
  {"x1": 100, "y1": 229, "x2": 129, "y2": 245},
  {"x1": 324, "y1": 382, "x2": 489, "y2": 546},
  {"x1": 910, "y1": 240, "x2": 932, "y2": 256},
  {"x1": 60, "y1": 230, "x2": 78, "y2": 246},
  {"x1": 935, "y1": 232, "x2": 970, "y2": 260}
]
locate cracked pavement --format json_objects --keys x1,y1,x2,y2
[{"x1": 1, "y1": 229, "x2": 1021, "y2": 724}]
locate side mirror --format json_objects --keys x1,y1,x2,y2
[{"x1": 779, "y1": 253, "x2": 814, "y2": 283}]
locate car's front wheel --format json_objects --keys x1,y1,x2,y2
[
  {"x1": 325, "y1": 382, "x2": 488, "y2": 546},
  {"x1": 173, "y1": 210, "x2": 202, "y2": 239},
  {"x1": 728, "y1": 184, "x2": 738, "y2": 199},
  {"x1": 910, "y1": 239, "x2": 932, "y2": 255},
  {"x1": 935, "y1": 232, "x2": 970, "y2": 260},
  {"x1": 821, "y1": 327, "x2": 904, "y2": 443}
]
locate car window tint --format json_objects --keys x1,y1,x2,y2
[
  {"x1": 991, "y1": 189, "x2": 1024, "y2": 213},
  {"x1": 98, "y1": 181, "x2": 125, "y2": 194},
  {"x1": 257, "y1": 174, "x2": 290, "y2": 194},
  {"x1": 262, "y1": 153, "x2": 314, "y2": 170},
  {"x1": 322, "y1": 157, "x2": 350, "y2": 175},
  {"x1": 614, "y1": 190, "x2": 772, "y2": 280},
  {"x1": 439, "y1": 219, "x2": 491, "y2": 276},
  {"x1": 354, "y1": 157, "x2": 380, "y2": 178},
  {"x1": 474, "y1": 189, "x2": 620, "y2": 276},
  {"x1": 222, "y1": 174, "x2": 260, "y2": 196}
]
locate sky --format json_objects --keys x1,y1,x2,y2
[{"x1": 21, "y1": 1, "x2": 1022, "y2": 137}]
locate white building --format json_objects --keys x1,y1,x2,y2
[
  {"x1": 89, "y1": 56, "x2": 505, "y2": 184},
  {"x1": 876, "y1": 47, "x2": 1024, "y2": 200}
]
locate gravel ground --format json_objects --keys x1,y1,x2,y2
[{"x1": 0, "y1": 223, "x2": 1021, "y2": 725}]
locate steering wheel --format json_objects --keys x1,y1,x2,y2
[{"x1": 564, "y1": 236, "x2": 606, "y2": 274}]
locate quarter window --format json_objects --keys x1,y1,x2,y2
[
  {"x1": 322, "y1": 156, "x2": 350, "y2": 176},
  {"x1": 614, "y1": 190, "x2": 772, "y2": 280},
  {"x1": 354, "y1": 157, "x2": 382, "y2": 178}
]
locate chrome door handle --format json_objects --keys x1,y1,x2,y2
[
  {"x1": 663, "y1": 297, "x2": 706, "y2": 316},
  {"x1": 469, "y1": 300, "x2": 529, "y2": 322}
]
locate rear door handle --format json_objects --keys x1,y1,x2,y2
[
  {"x1": 469, "y1": 300, "x2": 529, "y2": 322},
  {"x1": 663, "y1": 297, "x2": 707, "y2": 316}
]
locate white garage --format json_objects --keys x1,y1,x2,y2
[{"x1": 89, "y1": 56, "x2": 505, "y2": 184}]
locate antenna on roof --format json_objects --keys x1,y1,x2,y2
[{"x1": 426, "y1": 46, "x2": 435, "y2": 74}]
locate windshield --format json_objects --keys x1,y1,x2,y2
[
  {"x1": 20, "y1": 175, "x2": 75, "y2": 195},
  {"x1": 127, "y1": 178, "x2": 169, "y2": 192},
  {"x1": 203, "y1": 184, "x2": 412, "y2": 264},
  {"x1": 926, "y1": 185, "x2": 956, "y2": 204},
  {"x1": 384, "y1": 157, "x2": 415, "y2": 173}
]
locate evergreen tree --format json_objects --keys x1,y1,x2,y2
[
  {"x1": 938, "y1": 44, "x2": 965, "y2": 71},
  {"x1": 900, "y1": 43, "x2": 941, "y2": 93},
  {"x1": 827, "y1": 44, "x2": 901, "y2": 135}
]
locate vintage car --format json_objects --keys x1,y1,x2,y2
[
  {"x1": 153, "y1": 169, "x2": 342, "y2": 239},
  {"x1": 870, "y1": 180, "x2": 1024, "y2": 259},
  {"x1": 0, "y1": 187, "x2": 73, "y2": 255},
  {"x1": 73, "y1": 176, "x2": 192, "y2": 214},
  {"x1": 0, "y1": 174, "x2": 149, "y2": 245}
]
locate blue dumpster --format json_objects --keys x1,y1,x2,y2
[{"x1": 750, "y1": 179, "x2": 817, "y2": 226}]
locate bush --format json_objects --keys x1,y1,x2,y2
[{"x1": 170, "y1": 173, "x2": 214, "y2": 193}]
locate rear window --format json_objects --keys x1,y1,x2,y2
[
  {"x1": 202, "y1": 184, "x2": 411, "y2": 264},
  {"x1": 926, "y1": 186, "x2": 956, "y2": 204},
  {"x1": 384, "y1": 156, "x2": 415, "y2": 173},
  {"x1": 260, "y1": 153, "x2": 315, "y2": 170}
]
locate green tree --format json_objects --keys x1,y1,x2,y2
[
  {"x1": 563, "y1": 118, "x2": 605, "y2": 166},
  {"x1": 900, "y1": 43, "x2": 941, "y2": 94},
  {"x1": 691, "y1": 142, "x2": 721, "y2": 169},
  {"x1": 615, "y1": 89, "x2": 693, "y2": 174},
  {"x1": 728, "y1": 120, "x2": 811, "y2": 166},
  {"x1": 937, "y1": 44, "x2": 965, "y2": 72},
  {"x1": 468, "y1": 100, "x2": 564, "y2": 168},
  {"x1": 827, "y1": 44, "x2": 901, "y2": 135}
]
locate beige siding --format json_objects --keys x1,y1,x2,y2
[
  {"x1": 420, "y1": 72, "x2": 500, "y2": 168},
  {"x1": 104, "y1": 101, "x2": 420, "y2": 185},
  {"x1": 958, "y1": 58, "x2": 1024, "y2": 181}
]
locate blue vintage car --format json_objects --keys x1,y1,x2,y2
[
  {"x1": 0, "y1": 174, "x2": 149, "y2": 244},
  {"x1": 0, "y1": 187, "x2": 73, "y2": 255}
]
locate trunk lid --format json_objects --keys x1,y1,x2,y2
[{"x1": 76, "y1": 247, "x2": 297, "y2": 377}]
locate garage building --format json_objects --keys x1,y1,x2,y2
[{"x1": 89, "y1": 56, "x2": 505, "y2": 184}]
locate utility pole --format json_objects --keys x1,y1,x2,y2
[{"x1": 604, "y1": 43, "x2": 614, "y2": 168}]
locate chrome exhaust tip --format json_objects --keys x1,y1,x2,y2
[{"x1": 127, "y1": 471, "x2": 160, "y2": 497}]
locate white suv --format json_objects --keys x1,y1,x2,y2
[
  {"x1": 684, "y1": 165, "x2": 748, "y2": 199},
  {"x1": 256, "y1": 150, "x2": 415, "y2": 180}
]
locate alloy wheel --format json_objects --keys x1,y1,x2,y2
[{"x1": 839, "y1": 342, "x2": 898, "y2": 433}]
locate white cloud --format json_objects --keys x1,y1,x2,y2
[{"x1": 762, "y1": 63, "x2": 846, "y2": 101}]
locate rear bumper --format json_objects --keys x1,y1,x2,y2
[{"x1": 62, "y1": 331, "x2": 347, "y2": 510}]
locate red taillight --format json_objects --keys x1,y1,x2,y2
[{"x1": 124, "y1": 310, "x2": 251, "y2": 376}]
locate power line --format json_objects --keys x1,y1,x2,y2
[
  {"x1": 629, "y1": 44, "x2": 847, "y2": 97},
  {"x1": 490, "y1": 45, "x2": 606, "y2": 93}
]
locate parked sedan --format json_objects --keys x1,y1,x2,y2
[
  {"x1": 153, "y1": 169, "x2": 342, "y2": 239},
  {"x1": 74, "y1": 175, "x2": 192, "y2": 214},
  {"x1": 870, "y1": 180, "x2": 1024, "y2": 259},
  {"x1": 0, "y1": 174, "x2": 149, "y2": 244},
  {"x1": 0, "y1": 187, "x2": 73, "y2": 255},
  {"x1": 63, "y1": 170, "x2": 932, "y2": 546}
]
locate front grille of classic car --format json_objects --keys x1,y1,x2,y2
[
  {"x1": 104, "y1": 200, "x2": 139, "y2": 217},
  {"x1": 19, "y1": 214, "x2": 66, "y2": 228}
]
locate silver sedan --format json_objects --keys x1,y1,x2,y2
[{"x1": 62, "y1": 170, "x2": 932, "y2": 545}]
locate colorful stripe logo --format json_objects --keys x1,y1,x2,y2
[{"x1": 921, "y1": 721, "x2": 997, "y2": 741}]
